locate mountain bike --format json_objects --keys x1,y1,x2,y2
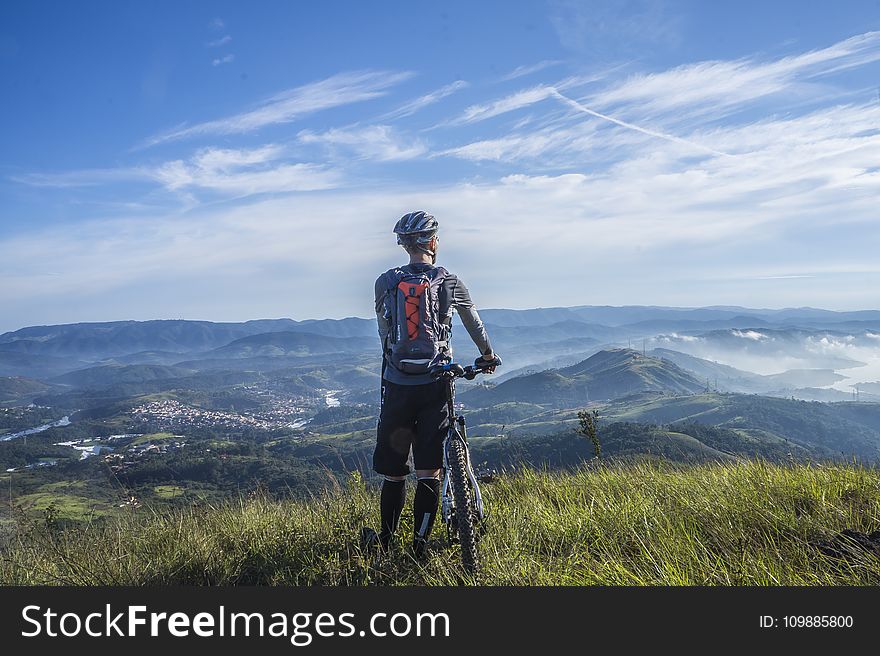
[{"x1": 429, "y1": 356, "x2": 501, "y2": 575}]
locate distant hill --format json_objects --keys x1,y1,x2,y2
[
  {"x1": 481, "y1": 319, "x2": 615, "y2": 342},
  {"x1": 461, "y1": 348, "x2": 705, "y2": 408},
  {"x1": 52, "y1": 364, "x2": 198, "y2": 389},
  {"x1": 601, "y1": 392, "x2": 880, "y2": 461},
  {"x1": 204, "y1": 331, "x2": 373, "y2": 359},
  {"x1": 0, "y1": 318, "x2": 375, "y2": 362},
  {"x1": 0, "y1": 376, "x2": 55, "y2": 403},
  {"x1": 4, "y1": 306, "x2": 880, "y2": 386},
  {"x1": 0, "y1": 351, "x2": 90, "y2": 379},
  {"x1": 0, "y1": 320, "x2": 252, "y2": 359},
  {"x1": 649, "y1": 348, "x2": 763, "y2": 391}
]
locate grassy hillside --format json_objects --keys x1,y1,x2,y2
[
  {"x1": 463, "y1": 349, "x2": 705, "y2": 408},
  {"x1": 2, "y1": 461, "x2": 878, "y2": 585},
  {"x1": 603, "y1": 393, "x2": 880, "y2": 460},
  {"x1": 0, "y1": 376, "x2": 55, "y2": 404}
]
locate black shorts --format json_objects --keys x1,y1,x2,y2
[{"x1": 373, "y1": 379, "x2": 450, "y2": 477}]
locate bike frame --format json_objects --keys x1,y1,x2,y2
[{"x1": 440, "y1": 372, "x2": 486, "y2": 534}]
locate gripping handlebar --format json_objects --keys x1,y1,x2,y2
[{"x1": 429, "y1": 355, "x2": 502, "y2": 381}]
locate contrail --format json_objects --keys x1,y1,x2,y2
[{"x1": 551, "y1": 89, "x2": 733, "y2": 158}]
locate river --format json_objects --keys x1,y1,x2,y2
[{"x1": 0, "y1": 416, "x2": 71, "y2": 442}]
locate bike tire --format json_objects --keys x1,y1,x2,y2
[{"x1": 448, "y1": 435, "x2": 479, "y2": 576}]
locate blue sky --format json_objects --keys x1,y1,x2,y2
[{"x1": 1, "y1": 0, "x2": 880, "y2": 332}]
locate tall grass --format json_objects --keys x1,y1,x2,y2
[{"x1": 2, "y1": 461, "x2": 879, "y2": 585}]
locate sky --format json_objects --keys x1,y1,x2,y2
[{"x1": 1, "y1": 0, "x2": 880, "y2": 333}]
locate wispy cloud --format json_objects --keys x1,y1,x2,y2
[
  {"x1": 208, "y1": 18, "x2": 225, "y2": 31},
  {"x1": 552, "y1": 89, "x2": 732, "y2": 157},
  {"x1": 8, "y1": 32, "x2": 880, "y2": 328},
  {"x1": 450, "y1": 85, "x2": 556, "y2": 125},
  {"x1": 298, "y1": 125, "x2": 427, "y2": 161},
  {"x1": 212, "y1": 54, "x2": 235, "y2": 67},
  {"x1": 437, "y1": 128, "x2": 590, "y2": 163},
  {"x1": 151, "y1": 145, "x2": 341, "y2": 195},
  {"x1": 498, "y1": 60, "x2": 563, "y2": 82},
  {"x1": 14, "y1": 145, "x2": 342, "y2": 197},
  {"x1": 380, "y1": 80, "x2": 469, "y2": 120},
  {"x1": 593, "y1": 31, "x2": 880, "y2": 122},
  {"x1": 140, "y1": 70, "x2": 413, "y2": 148},
  {"x1": 207, "y1": 35, "x2": 232, "y2": 48},
  {"x1": 441, "y1": 85, "x2": 730, "y2": 160}
]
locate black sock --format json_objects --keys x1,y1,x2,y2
[
  {"x1": 379, "y1": 479, "x2": 406, "y2": 548},
  {"x1": 413, "y1": 477, "x2": 440, "y2": 542}
]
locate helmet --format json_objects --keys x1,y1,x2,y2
[
  {"x1": 393, "y1": 211, "x2": 439, "y2": 261},
  {"x1": 393, "y1": 211, "x2": 438, "y2": 246}
]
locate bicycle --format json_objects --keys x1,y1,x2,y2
[{"x1": 429, "y1": 356, "x2": 501, "y2": 576}]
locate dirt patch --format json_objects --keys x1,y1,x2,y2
[{"x1": 813, "y1": 529, "x2": 880, "y2": 560}]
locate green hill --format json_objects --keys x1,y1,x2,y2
[
  {"x1": 52, "y1": 364, "x2": 197, "y2": 388},
  {"x1": 0, "y1": 376, "x2": 54, "y2": 403},
  {"x1": 205, "y1": 331, "x2": 372, "y2": 359},
  {"x1": 462, "y1": 348, "x2": 705, "y2": 408},
  {"x1": 2, "y1": 461, "x2": 878, "y2": 585},
  {"x1": 602, "y1": 393, "x2": 880, "y2": 460}
]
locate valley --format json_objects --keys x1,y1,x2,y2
[{"x1": 3, "y1": 304, "x2": 880, "y2": 525}]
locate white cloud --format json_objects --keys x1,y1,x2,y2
[
  {"x1": 4, "y1": 155, "x2": 880, "y2": 330},
  {"x1": 208, "y1": 18, "x2": 225, "y2": 31},
  {"x1": 450, "y1": 85, "x2": 556, "y2": 124},
  {"x1": 12, "y1": 145, "x2": 340, "y2": 197},
  {"x1": 150, "y1": 145, "x2": 340, "y2": 194},
  {"x1": 657, "y1": 333, "x2": 702, "y2": 343},
  {"x1": 438, "y1": 128, "x2": 591, "y2": 162},
  {"x1": 732, "y1": 330, "x2": 768, "y2": 341},
  {"x1": 8, "y1": 33, "x2": 880, "y2": 330},
  {"x1": 140, "y1": 70, "x2": 413, "y2": 147},
  {"x1": 498, "y1": 60, "x2": 564, "y2": 82},
  {"x1": 212, "y1": 54, "x2": 235, "y2": 67},
  {"x1": 592, "y1": 31, "x2": 880, "y2": 122},
  {"x1": 298, "y1": 125, "x2": 427, "y2": 161},
  {"x1": 381, "y1": 80, "x2": 469, "y2": 120},
  {"x1": 207, "y1": 35, "x2": 232, "y2": 48},
  {"x1": 444, "y1": 83, "x2": 730, "y2": 158}
]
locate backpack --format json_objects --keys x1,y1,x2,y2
[{"x1": 381, "y1": 266, "x2": 451, "y2": 375}]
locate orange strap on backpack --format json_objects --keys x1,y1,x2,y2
[{"x1": 399, "y1": 281, "x2": 428, "y2": 340}]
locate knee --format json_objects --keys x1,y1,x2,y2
[{"x1": 416, "y1": 469, "x2": 440, "y2": 479}]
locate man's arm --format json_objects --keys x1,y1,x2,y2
[
  {"x1": 449, "y1": 276, "x2": 493, "y2": 358},
  {"x1": 375, "y1": 275, "x2": 391, "y2": 349}
]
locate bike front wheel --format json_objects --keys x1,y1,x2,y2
[{"x1": 448, "y1": 435, "x2": 479, "y2": 576}]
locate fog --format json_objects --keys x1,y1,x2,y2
[{"x1": 650, "y1": 329, "x2": 880, "y2": 393}]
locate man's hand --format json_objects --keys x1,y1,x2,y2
[{"x1": 476, "y1": 353, "x2": 501, "y2": 374}]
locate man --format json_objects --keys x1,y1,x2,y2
[{"x1": 364, "y1": 210, "x2": 499, "y2": 558}]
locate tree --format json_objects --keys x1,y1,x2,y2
[{"x1": 575, "y1": 409, "x2": 601, "y2": 459}]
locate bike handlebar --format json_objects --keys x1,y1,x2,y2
[{"x1": 430, "y1": 355, "x2": 502, "y2": 381}]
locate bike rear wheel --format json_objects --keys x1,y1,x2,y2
[{"x1": 448, "y1": 435, "x2": 479, "y2": 576}]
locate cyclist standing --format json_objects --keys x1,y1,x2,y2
[{"x1": 364, "y1": 211, "x2": 498, "y2": 558}]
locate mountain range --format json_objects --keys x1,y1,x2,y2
[{"x1": 6, "y1": 305, "x2": 880, "y2": 528}]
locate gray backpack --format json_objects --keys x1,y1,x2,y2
[{"x1": 381, "y1": 266, "x2": 451, "y2": 375}]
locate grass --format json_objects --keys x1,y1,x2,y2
[
  {"x1": 12, "y1": 492, "x2": 114, "y2": 522},
  {"x1": 129, "y1": 432, "x2": 177, "y2": 446},
  {"x1": 1, "y1": 461, "x2": 878, "y2": 585},
  {"x1": 153, "y1": 485, "x2": 185, "y2": 499}
]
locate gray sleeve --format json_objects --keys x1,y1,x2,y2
[
  {"x1": 375, "y1": 275, "x2": 390, "y2": 348},
  {"x1": 449, "y1": 276, "x2": 493, "y2": 356}
]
